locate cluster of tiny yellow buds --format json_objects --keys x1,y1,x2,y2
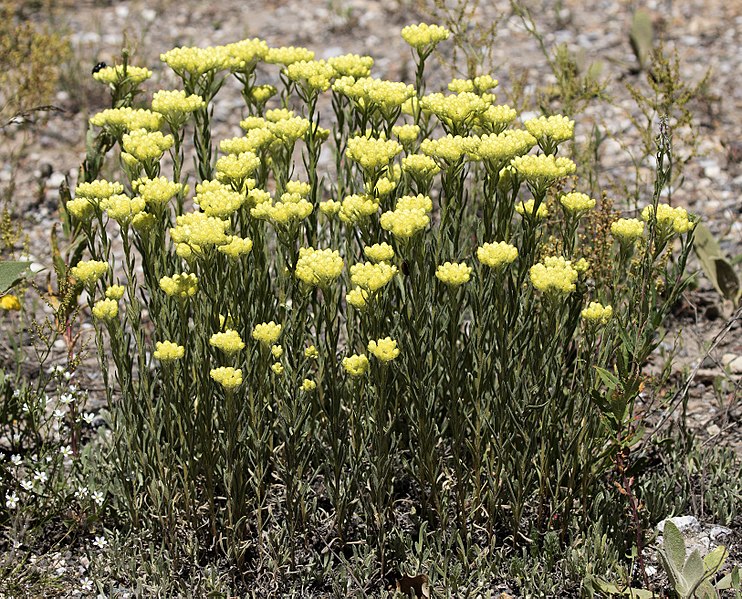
[
  {"x1": 171, "y1": 211, "x2": 231, "y2": 246},
  {"x1": 346, "y1": 136, "x2": 403, "y2": 172},
  {"x1": 420, "y1": 135, "x2": 466, "y2": 164},
  {"x1": 248, "y1": 84, "x2": 277, "y2": 104},
  {"x1": 515, "y1": 199, "x2": 549, "y2": 219},
  {"x1": 611, "y1": 218, "x2": 645, "y2": 243},
  {"x1": 468, "y1": 130, "x2": 536, "y2": 165},
  {"x1": 71, "y1": 260, "x2": 109, "y2": 286},
  {"x1": 448, "y1": 78, "x2": 475, "y2": 93},
  {"x1": 251, "y1": 197, "x2": 313, "y2": 225},
  {"x1": 560, "y1": 192, "x2": 596, "y2": 214},
  {"x1": 574, "y1": 258, "x2": 590, "y2": 273},
  {"x1": 343, "y1": 353, "x2": 370, "y2": 377},
  {"x1": 269, "y1": 116, "x2": 311, "y2": 144},
  {"x1": 218, "y1": 236, "x2": 253, "y2": 259},
  {"x1": 402, "y1": 154, "x2": 441, "y2": 178},
  {"x1": 132, "y1": 212, "x2": 157, "y2": 233},
  {"x1": 75, "y1": 179, "x2": 124, "y2": 200},
  {"x1": 396, "y1": 194, "x2": 432, "y2": 213},
  {"x1": 392, "y1": 124, "x2": 421, "y2": 145},
  {"x1": 90, "y1": 107, "x2": 163, "y2": 132},
  {"x1": 319, "y1": 199, "x2": 342, "y2": 216},
  {"x1": 524, "y1": 114, "x2": 575, "y2": 146},
  {"x1": 477, "y1": 241, "x2": 518, "y2": 269},
  {"x1": 161, "y1": 45, "x2": 231, "y2": 77},
  {"x1": 350, "y1": 262, "x2": 398, "y2": 293},
  {"x1": 332, "y1": 77, "x2": 415, "y2": 113},
  {"x1": 265, "y1": 46, "x2": 315, "y2": 66},
  {"x1": 285, "y1": 180, "x2": 312, "y2": 197},
  {"x1": 252, "y1": 321, "x2": 282, "y2": 346},
  {"x1": 328, "y1": 53, "x2": 374, "y2": 78},
  {"x1": 401, "y1": 23, "x2": 451, "y2": 51},
  {"x1": 641, "y1": 204, "x2": 694, "y2": 235},
  {"x1": 529, "y1": 256, "x2": 579, "y2": 295},
  {"x1": 421, "y1": 92, "x2": 489, "y2": 127},
  {"x1": 364, "y1": 243, "x2": 395, "y2": 263},
  {"x1": 286, "y1": 59, "x2": 335, "y2": 93},
  {"x1": 265, "y1": 108, "x2": 294, "y2": 123},
  {"x1": 224, "y1": 38, "x2": 269, "y2": 70},
  {"x1": 153, "y1": 340, "x2": 185, "y2": 361},
  {"x1": 304, "y1": 345, "x2": 319, "y2": 359},
  {"x1": 66, "y1": 197, "x2": 96, "y2": 221},
  {"x1": 271, "y1": 362, "x2": 284, "y2": 375},
  {"x1": 511, "y1": 154, "x2": 576, "y2": 184},
  {"x1": 295, "y1": 247, "x2": 344, "y2": 287},
  {"x1": 346, "y1": 286, "x2": 369, "y2": 309},
  {"x1": 122, "y1": 129, "x2": 174, "y2": 162},
  {"x1": 581, "y1": 301, "x2": 613, "y2": 325},
  {"x1": 475, "y1": 104, "x2": 518, "y2": 134},
  {"x1": 209, "y1": 329, "x2": 245, "y2": 354},
  {"x1": 246, "y1": 188, "x2": 272, "y2": 209},
  {"x1": 92, "y1": 298, "x2": 118, "y2": 321},
  {"x1": 159, "y1": 273, "x2": 198, "y2": 298},
  {"x1": 241, "y1": 116, "x2": 268, "y2": 130},
  {"x1": 368, "y1": 337, "x2": 400, "y2": 362},
  {"x1": 215, "y1": 151, "x2": 261, "y2": 182},
  {"x1": 369, "y1": 173, "x2": 399, "y2": 197},
  {"x1": 210, "y1": 366, "x2": 243, "y2": 390},
  {"x1": 105, "y1": 195, "x2": 146, "y2": 224},
  {"x1": 133, "y1": 177, "x2": 183, "y2": 205},
  {"x1": 380, "y1": 208, "x2": 429, "y2": 239},
  {"x1": 271, "y1": 345, "x2": 284, "y2": 359},
  {"x1": 151, "y1": 90, "x2": 205, "y2": 123},
  {"x1": 222, "y1": 128, "x2": 275, "y2": 155},
  {"x1": 105, "y1": 285, "x2": 126, "y2": 300},
  {"x1": 93, "y1": 64, "x2": 152, "y2": 85},
  {"x1": 435, "y1": 261, "x2": 472, "y2": 287},
  {"x1": 0, "y1": 295, "x2": 21, "y2": 311},
  {"x1": 339, "y1": 194, "x2": 379, "y2": 224},
  {"x1": 300, "y1": 378, "x2": 317, "y2": 392}
]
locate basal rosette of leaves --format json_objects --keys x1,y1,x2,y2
[{"x1": 66, "y1": 24, "x2": 697, "y2": 575}]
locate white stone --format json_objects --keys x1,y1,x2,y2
[{"x1": 657, "y1": 515, "x2": 700, "y2": 533}]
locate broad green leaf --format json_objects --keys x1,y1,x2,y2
[
  {"x1": 682, "y1": 549, "x2": 705, "y2": 588},
  {"x1": 702, "y1": 545, "x2": 727, "y2": 574},
  {"x1": 694, "y1": 222, "x2": 741, "y2": 303},
  {"x1": 629, "y1": 9, "x2": 654, "y2": 70},
  {"x1": 594, "y1": 366, "x2": 619, "y2": 390},
  {"x1": 0, "y1": 261, "x2": 31, "y2": 293},
  {"x1": 695, "y1": 579, "x2": 716, "y2": 599},
  {"x1": 663, "y1": 521, "x2": 688, "y2": 572}
]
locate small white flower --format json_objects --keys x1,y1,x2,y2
[
  {"x1": 5, "y1": 492, "x2": 19, "y2": 509},
  {"x1": 92, "y1": 535, "x2": 107, "y2": 549},
  {"x1": 21, "y1": 480, "x2": 34, "y2": 492},
  {"x1": 91, "y1": 491, "x2": 104, "y2": 506},
  {"x1": 22, "y1": 402, "x2": 30, "y2": 413},
  {"x1": 76, "y1": 486, "x2": 89, "y2": 499},
  {"x1": 68, "y1": 384, "x2": 78, "y2": 392},
  {"x1": 64, "y1": 371, "x2": 73, "y2": 381},
  {"x1": 82, "y1": 413, "x2": 96, "y2": 425},
  {"x1": 34, "y1": 470, "x2": 48, "y2": 484},
  {"x1": 60, "y1": 445, "x2": 74, "y2": 459},
  {"x1": 12, "y1": 389, "x2": 21, "y2": 398},
  {"x1": 80, "y1": 577, "x2": 93, "y2": 592},
  {"x1": 54, "y1": 408, "x2": 66, "y2": 420},
  {"x1": 46, "y1": 455, "x2": 52, "y2": 463},
  {"x1": 11, "y1": 454, "x2": 22, "y2": 466},
  {"x1": 60, "y1": 393, "x2": 74, "y2": 405}
]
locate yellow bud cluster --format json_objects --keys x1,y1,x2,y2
[
  {"x1": 192, "y1": 181, "x2": 243, "y2": 219},
  {"x1": 380, "y1": 208, "x2": 429, "y2": 239},
  {"x1": 250, "y1": 195, "x2": 313, "y2": 226},
  {"x1": 332, "y1": 77, "x2": 415, "y2": 113},
  {"x1": 210, "y1": 366, "x2": 243, "y2": 390},
  {"x1": 468, "y1": 130, "x2": 536, "y2": 165},
  {"x1": 92, "y1": 299, "x2": 118, "y2": 321},
  {"x1": 295, "y1": 247, "x2": 344, "y2": 287},
  {"x1": 286, "y1": 59, "x2": 335, "y2": 93},
  {"x1": 343, "y1": 353, "x2": 369, "y2": 377},
  {"x1": 396, "y1": 194, "x2": 432, "y2": 213},
  {"x1": 75, "y1": 180, "x2": 124, "y2": 200},
  {"x1": 151, "y1": 90, "x2": 205, "y2": 124},
  {"x1": 269, "y1": 116, "x2": 311, "y2": 144},
  {"x1": 304, "y1": 345, "x2": 319, "y2": 359},
  {"x1": 364, "y1": 243, "x2": 395, "y2": 263},
  {"x1": 209, "y1": 329, "x2": 245, "y2": 354},
  {"x1": 265, "y1": 109, "x2": 294, "y2": 123},
  {"x1": 221, "y1": 128, "x2": 275, "y2": 154},
  {"x1": 346, "y1": 136, "x2": 402, "y2": 172},
  {"x1": 224, "y1": 38, "x2": 269, "y2": 70},
  {"x1": 367, "y1": 337, "x2": 400, "y2": 362},
  {"x1": 218, "y1": 236, "x2": 253, "y2": 259},
  {"x1": 475, "y1": 104, "x2": 518, "y2": 134},
  {"x1": 246, "y1": 188, "x2": 272, "y2": 209},
  {"x1": 105, "y1": 195, "x2": 146, "y2": 224},
  {"x1": 248, "y1": 84, "x2": 277, "y2": 104},
  {"x1": 420, "y1": 135, "x2": 466, "y2": 164},
  {"x1": 328, "y1": 53, "x2": 374, "y2": 78},
  {"x1": 71, "y1": 260, "x2": 109, "y2": 286},
  {"x1": 154, "y1": 340, "x2": 185, "y2": 361},
  {"x1": 105, "y1": 285, "x2": 126, "y2": 300},
  {"x1": 90, "y1": 107, "x2": 163, "y2": 132},
  {"x1": 271, "y1": 362, "x2": 285, "y2": 375},
  {"x1": 392, "y1": 124, "x2": 421, "y2": 145},
  {"x1": 401, "y1": 23, "x2": 451, "y2": 50},
  {"x1": 285, "y1": 181, "x2": 312, "y2": 197},
  {"x1": 529, "y1": 256, "x2": 579, "y2": 295},
  {"x1": 319, "y1": 200, "x2": 341, "y2": 216},
  {"x1": 515, "y1": 199, "x2": 548, "y2": 219},
  {"x1": 339, "y1": 194, "x2": 379, "y2": 224},
  {"x1": 477, "y1": 242, "x2": 518, "y2": 269},
  {"x1": 252, "y1": 321, "x2": 282, "y2": 346},
  {"x1": 66, "y1": 198, "x2": 96, "y2": 221},
  {"x1": 435, "y1": 261, "x2": 472, "y2": 286},
  {"x1": 511, "y1": 154, "x2": 576, "y2": 184},
  {"x1": 610, "y1": 218, "x2": 645, "y2": 243},
  {"x1": 421, "y1": 92, "x2": 489, "y2": 127},
  {"x1": 0, "y1": 295, "x2": 21, "y2": 311},
  {"x1": 402, "y1": 154, "x2": 441, "y2": 178},
  {"x1": 171, "y1": 211, "x2": 231, "y2": 246},
  {"x1": 265, "y1": 46, "x2": 315, "y2": 66},
  {"x1": 346, "y1": 286, "x2": 369, "y2": 309},
  {"x1": 215, "y1": 151, "x2": 261, "y2": 183},
  {"x1": 581, "y1": 302, "x2": 613, "y2": 325},
  {"x1": 350, "y1": 261, "x2": 399, "y2": 293},
  {"x1": 641, "y1": 204, "x2": 694, "y2": 235},
  {"x1": 133, "y1": 177, "x2": 183, "y2": 206},
  {"x1": 300, "y1": 378, "x2": 317, "y2": 392},
  {"x1": 524, "y1": 115, "x2": 575, "y2": 146},
  {"x1": 132, "y1": 212, "x2": 157, "y2": 233},
  {"x1": 161, "y1": 45, "x2": 231, "y2": 77},
  {"x1": 122, "y1": 129, "x2": 174, "y2": 162},
  {"x1": 560, "y1": 192, "x2": 596, "y2": 214},
  {"x1": 159, "y1": 273, "x2": 198, "y2": 298},
  {"x1": 271, "y1": 345, "x2": 284, "y2": 359},
  {"x1": 93, "y1": 64, "x2": 152, "y2": 85}
]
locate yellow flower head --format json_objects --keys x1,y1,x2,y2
[
  {"x1": 271, "y1": 362, "x2": 284, "y2": 375},
  {"x1": 524, "y1": 114, "x2": 575, "y2": 149},
  {"x1": 515, "y1": 199, "x2": 549, "y2": 219},
  {"x1": 92, "y1": 298, "x2": 118, "y2": 321},
  {"x1": 511, "y1": 154, "x2": 576, "y2": 187},
  {"x1": 154, "y1": 341, "x2": 185, "y2": 361},
  {"x1": 319, "y1": 199, "x2": 342, "y2": 216},
  {"x1": 265, "y1": 46, "x2": 315, "y2": 66},
  {"x1": 105, "y1": 195, "x2": 146, "y2": 224},
  {"x1": 286, "y1": 59, "x2": 335, "y2": 93},
  {"x1": 560, "y1": 192, "x2": 596, "y2": 215},
  {"x1": 401, "y1": 23, "x2": 451, "y2": 51},
  {"x1": 105, "y1": 285, "x2": 126, "y2": 300},
  {"x1": 402, "y1": 154, "x2": 441, "y2": 179},
  {"x1": 367, "y1": 337, "x2": 400, "y2": 362},
  {"x1": 71, "y1": 260, "x2": 109, "y2": 286},
  {"x1": 133, "y1": 177, "x2": 183, "y2": 206},
  {"x1": 529, "y1": 256, "x2": 578, "y2": 295},
  {"x1": 295, "y1": 247, "x2": 344, "y2": 287},
  {"x1": 392, "y1": 124, "x2": 421, "y2": 145},
  {"x1": 285, "y1": 180, "x2": 312, "y2": 198},
  {"x1": 252, "y1": 321, "x2": 282, "y2": 346},
  {"x1": 0, "y1": 294, "x2": 21, "y2": 311},
  {"x1": 170, "y1": 211, "x2": 231, "y2": 246},
  {"x1": 122, "y1": 129, "x2": 174, "y2": 162},
  {"x1": 271, "y1": 344, "x2": 283, "y2": 359},
  {"x1": 477, "y1": 242, "x2": 518, "y2": 269},
  {"x1": 475, "y1": 105, "x2": 518, "y2": 134},
  {"x1": 364, "y1": 243, "x2": 395, "y2": 263},
  {"x1": 300, "y1": 378, "x2": 317, "y2": 392},
  {"x1": 420, "y1": 135, "x2": 466, "y2": 165},
  {"x1": 641, "y1": 204, "x2": 694, "y2": 236},
  {"x1": 581, "y1": 301, "x2": 613, "y2": 325},
  {"x1": 328, "y1": 53, "x2": 374, "y2": 78},
  {"x1": 346, "y1": 286, "x2": 370, "y2": 309},
  {"x1": 350, "y1": 262, "x2": 399, "y2": 293},
  {"x1": 435, "y1": 261, "x2": 472, "y2": 286},
  {"x1": 210, "y1": 366, "x2": 243, "y2": 390},
  {"x1": 90, "y1": 107, "x2": 163, "y2": 132},
  {"x1": 610, "y1": 218, "x2": 645, "y2": 243},
  {"x1": 396, "y1": 194, "x2": 432, "y2": 213},
  {"x1": 420, "y1": 91, "x2": 489, "y2": 129},
  {"x1": 218, "y1": 236, "x2": 253, "y2": 259},
  {"x1": 223, "y1": 38, "x2": 269, "y2": 71},
  {"x1": 343, "y1": 353, "x2": 370, "y2": 377},
  {"x1": 75, "y1": 180, "x2": 124, "y2": 200},
  {"x1": 346, "y1": 136, "x2": 402, "y2": 172},
  {"x1": 468, "y1": 130, "x2": 536, "y2": 165},
  {"x1": 151, "y1": 90, "x2": 205, "y2": 125},
  {"x1": 339, "y1": 194, "x2": 379, "y2": 224},
  {"x1": 93, "y1": 64, "x2": 152, "y2": 85},
  {"x1": 209, "y1": 329, "x2": 245, "y2": 354},
  {"x1": 159, "y1": 273, "x2": 198, "y2": 298},
  {"x1": 221, "y1": 128, "x2": 275, "y2": 154},
  {"x1": 215, "y1": 152, "x2": 261, "y2": 184},
  {"x1": 66, "y1": 197, "x2": 96, "y2": 221},
  {"x1": 380, "y1": 208, "x2": 429, "y2": 239},
  {"x1": 304, "y1": 345, "x2": 319, "y2": 359},
  {"x1": 161, "y1": 45, "x2": 231, "y2": 77}
]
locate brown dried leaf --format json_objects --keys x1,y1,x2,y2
[{"x1": 396, "y1": 573, "x2": 430, "y2": 598}]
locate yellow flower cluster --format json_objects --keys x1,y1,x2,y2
[
  {"x1": 448, "y1": 74, "x2": 497, "y2": 94},
  {"x1": 248, "y1": 84, "x2": 277, "y2": 104},
  {"x1": 581, "y1": 302, "x2": 613, "y2": 325},
  {"x1": 468, "y1": 130, "x2": 536, "y2": 165},
  {"x1": 133, "y1": 177, "x2": 183, "y2": 206},
  {"x1": 92, "y1": 299, "x2": 118, "y2": 321},
  {"x1": 333, "y1": 77, "x2": 415, "y2": 114},
  {"x1": 171, "y1": 211, "x2": 231, "y2": 247},
  {"x1": 210, "y1": 366, "x2": 243, "y2": 390},
  {"x1": 215, "y1": 151, "x2": 260, "y2": 184},
  {"x1": 209, "y1": 329, "x2": 245, "y2": 354},
  {"x1": 286, "y1": 59, "x2": 335, "y2": 93},
  {"x1": 225, "y1": 38, "x2": 269, "y2": 70},
  {"x1": 402, "y1": 154, "x2": 441, "y2": 179},
  {"x1": 222, "y1": 128, "x2": 275, "y2": 154},
  {"x1": 285, "y1": 180, "x2": 311, "y2": 197},
  {"x1": 66, "y1": 197, "x2": 96, "y2": 221},
  {"x1": 392, "y1": 124, "x2": 421, "y2": 145},
  {"x1": 435, "y1": 261, "x2": 472, "y2": 287},
  {"x1": 75, "y1": 180, "x2": 124, "y2": 199},
  {"x1": 368, "y1": 337, "x2": 400, "y2": 362},
  {"x1": 159, "y1": 273, "x2": 198, "y2": 298},
  {"x1": 161, "y1": 45, "x2": 231, "y2": 77},
  {"x1": 122, "y1": 129, "x2": 174, "y2": 162},
  {"x1": 301, "y1": 378, "x2": 317, "y2": 392},
  {"x1": 269, "y1": 116, "x2": 311, "y2": 144},
  {"x1": 511, "y1": 154, "x2": 576, "y2": 185},
  {"x1": 421, "y1": 92, "x2": 489, "y2": 127},
  {"x1": 90, "y1": 107, "x2": 163, "y2": 132},
  {"x1": 529, "y1": 256, "x2": 579, "y2": 295},
  {"x1": 319, "y1": 200, "x2": 341, "y2": 216},
  {"x1": 105, "y1": 195, "x2": 146, "y2": 224},
  {"x1": 271, "y1": 345, "x2": 283, "y2": 359},
  {"x1": 250, "y1": 192, "x2": 313, "y2": 226},
  {"x1": 343, "y1": 353, "x2": 370, "y2": 377},
  {"x1": 396, "y1": 194, "x2": 432, "y2": 213},
  {"x1": 401, "y1": 23, "x2": 451, "y2": 50},
  {"x1": 154, "y1": 340, "x2": 185, "y2": 361},
  {"x1": 304, "y1": 345, "x2": 319, "y2": 359},
  {"x1": 560, "y1": 192, "x2": 596, "y2": 214},
  {"x1": 515, "y1": 199, "x2": 549, "y2": 219},
  {"x1": 364, "y1": 243, "x2": 395, "y2": 263},
  {"x1": 476, "y1": 104, "x2": 518, "y2": 134},
  {"x1": 350, "y1": 261, "x2": 399, "y2": 293},
  {"x1": 346, "y1": 286, "x2": 369, "y2": 309},
  {"x1": 328, "y1": 53, "x2": 374, "y2": 78},
  {"x1": 295, "y1": 247, "x2": 344, "y2": 287},
  {"x1": 151, "y1": 90, "x2": 205, "y2": 125},
  {"x1": 218, "y1": 236, "x2": 253, "y2": 259},
  {"x1": 93, "y1": 64, "x2": 152, "y2": 85},
  {"x1": 265, "y1": 46, "x2": 315, "y2": 66},
  {"x1": 105, "y1": 285, "x2": 125, "y2": 300},
  {"x1": 477, "y1": 242, "x2": 518, "y2": 269},
  {"x1": 338, "y1": 194, "x2": 379, "y2": 224},
  {"x1": 71, "y1": 260, "x2": 109, "y2": 286},
  {"x1": 380, "y1": 208, "x2": 429, "y2": 239},
  {"x1": 271, "y1": 362, "x2": 285, "y2": 375},
  {"x1": 252, "y1": 321, "x2": 282, "y2": 346},
  {"x1": 0, "y1": 295, "x2": 21, "y2": 311},
  {"x1": 641, "y1": 204, "x2": 694, "y2": 235},
  {"x1": 346, "y1": 136, "x2": 402, "y2": 172},
  {"x1": 524, "y1": 115, "x2": 575, "y2": 146},
  {"x1": 265, "y1": 108, "x2": 294, "y2": 123},
  {"x1": 420, "y1": 135, "x2": 466, "y2": 164},
  {"x1": 610, "y1": 218, "x2": 645, "y2": 243}
]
